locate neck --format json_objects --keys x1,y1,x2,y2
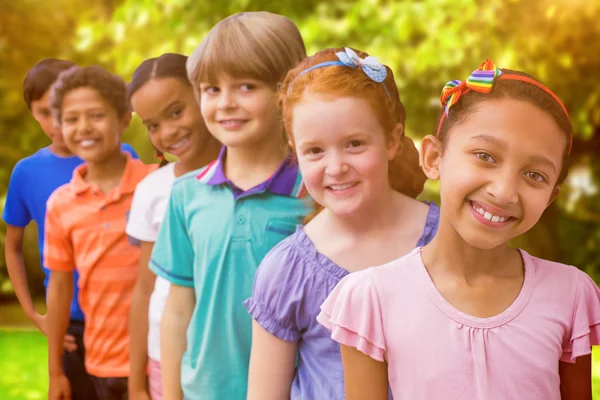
[
  {"x1": 49, "y1": 143, "x2": 74, "y2": 157},
  {"x1": 85, "y1": 149, "x2": 127, "y2": 183},
  {"x1": 175, "y1": 136, "x2": 221, "y2": 177},
  {"x1": 422, "y1": 216, "x2": 517, "y2": 279},
  {"x1": 224, "y1": 137, "x2": 287, "y2": 187},
  {"x1": 323, "y1": 187, "x2": 402, "y2": 238}
]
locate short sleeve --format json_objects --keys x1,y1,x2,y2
[
  {"x1": 2, "y1": 161, "x2": 32, "y2": 227},
  {"x1": 43, "y1": 194, "x2": 75, "y2": 271},
  {"x1": 317, "y1": 270, "x2": 387, "y2": 362},
  {"x1": 149, "y1": 183, "x2": 194, "y2": 287},
  {"x1": 243, "y1": 239, "x2": 305, "y2": 342},
  {"x1": 126, "y1": 180, "x2": 159, "y2": 242},
  {"x1": 560, "y1": 270, "x2": 600, "y2": 363},
  {"x1": 121, "y1": 143, "x2": 139, "y2": 159}
]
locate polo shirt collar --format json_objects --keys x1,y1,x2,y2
[
  {"x1": 71, "y1": 152, "x2": 138, "y2": 197},
  {"x1": 196, "y1": 146, "x2": 306, "y2": 198}
]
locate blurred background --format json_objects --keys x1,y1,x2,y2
[{"x1": 0, "y1": 0, "x2": 599, "y2": 398}]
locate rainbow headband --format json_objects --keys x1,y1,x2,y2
[{"x1": 437, "y1": 59, "x2": 572, "y2": 155}]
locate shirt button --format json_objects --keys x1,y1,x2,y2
[
  {"x1": 237, "y1": 215, "x2": 246, "y2": 224},
  {"x1": 104, "y1": 223, "x2": 110, "y2": 228}
]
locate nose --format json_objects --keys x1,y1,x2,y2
[
  {"x1": 486, "y1": 168, "x2": 519, "y2": 205},
  {"x1": 325, "y1": 151, "x2": 349, "y2": 177},
  {"x1": 77, "y1": 116, "x2": 93, "y2": 135},
  {"x1": 160, "y1": 121, "x2": 178, "y2": 139},
  {"x1": 217, "y1": 88, "x2": 237, "y2": 111}
]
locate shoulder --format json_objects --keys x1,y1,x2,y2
[
  {"x1": 135, "y1": 163, "x2": 175, "y2": 193},
  {"x1": 255, "y1": 229, "x2": 307, "y2": 280},
  {"x1": 46, "y1": 182, "x2": 75, "y2": 211},
  {"x1": 525, "y1": 251, "x2": 585, "y2": 287},
  {"x1": 9, "y1": 149, "x2": 48, "y2": 177}
]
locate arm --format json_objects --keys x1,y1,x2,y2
[
  {"x1": 341, "y1": 345, "x2": 389, "y2": 400},
  {"x1": 47, "y1": 270, "x2": 74, "y2": 400},
  {"x1": 128, "y1": 241, "x2": 156, "y2": 399},
  {"x1": 559, "y1": 355, "x2": 592, "y2": 400},
  {"x1": 247, "y1": 321, "x2": 297, "y2": 400},
  {"x1": 4, "y1": 225, "x2": 46, "y2": 333},
  {"x1": 161, "y1": 283, "x2": 195, "y2": 400}
]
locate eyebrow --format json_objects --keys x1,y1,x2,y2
[
  {"x1": 469, "y1": 134, "x2": 557, "y2": 172},
  {"x1": 142, "y1": 101, "x2": 180, "y2": 124}
]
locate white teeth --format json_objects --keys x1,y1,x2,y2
[
  {"x1": 80, "y1": 140, "x2": 96, "y2": 148},
  {"x1": 170, "y1": 138, "x2": 189, "y2": 149},
  {"x1": 221, "y1": 120, "x2": 245, "y2": 125},
  {"x1": 471, "y1": 202, "x2": 509, "y2": 223},
  {"x1": 329, "y1": 183, "x2": 354, "y2": 190}
]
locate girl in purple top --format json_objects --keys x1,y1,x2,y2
[{"x1": 244, "y1": 47, "x2": 440, "y2": 399}]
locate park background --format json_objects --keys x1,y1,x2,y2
[{"x1": 0, "y1": 0, "x2": 598, "y2": 398}]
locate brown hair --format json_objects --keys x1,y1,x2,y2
[
  {"x1": 280, "y1": 47, "x2": 426, "y2": 223},
  {"x1": 187, "y1": 12, "x2": 306, "y2": 89},
  {"x1": 435, "y1": 69, "x2": 572, "y2": 185},
  {"x1": 23, "y1": 58, "x2": 76, "y2": 109},
  {"x1": 49, "y1": 65, "x2": 129, "y2": 123}
]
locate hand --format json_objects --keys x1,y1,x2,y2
[
  {"x1": 30, "y1": 312, "x2": 48, "y2": 336},
  {"x1": 129, "y1": 388, "x2": 152, "y2": 400},
  {"x1": 49, "y1": 374, "x2": 71, "y2": 400},
  {"x1": 63, "y1": 334, "x2": 78, "y2": 353}
]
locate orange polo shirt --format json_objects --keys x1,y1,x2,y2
[{"x1": 44, "y1": 153, "x2": 156, "y2": 377}]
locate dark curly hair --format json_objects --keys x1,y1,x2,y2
[{"x1": 49, "y1": 65, "x2": 129, "y2": 122}]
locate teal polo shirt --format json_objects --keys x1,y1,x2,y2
[{"x1": 150, "y1": 147, "x2": 309, "y2": 399}]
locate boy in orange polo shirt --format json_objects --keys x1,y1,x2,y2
[{"x1": 44, "y1": 65, "x2": 155, "y2": 400}]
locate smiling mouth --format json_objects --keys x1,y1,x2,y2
[
  {"x1": 327, "y1": 182, "x2": 358, "y2": 191},
  {"x1": 168, "y1": 136, "x2": 190, "y2": 151},
  {"x1": 79, "y1": 139, "x2": 99, "y2": 148},
  {"x1": 470, "y1": 201, "x2": 515, "y2": 223}
]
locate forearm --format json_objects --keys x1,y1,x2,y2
[
  {"x1": 46, "y1": 271, "x2": 73, "y2": 377},
  {"x1": 128, "y1": 281, "x2": 152, "y2": 391},
  {"x1": 5, "y1": 244, "x2": 37, "y2": 317},
  {"x1": 160, "y1": 288, "x2": 193, "y2": 400}
]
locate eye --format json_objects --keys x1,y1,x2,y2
[
  {"x1": 525, "y1": 171, "x2": 546, "y2": 183},
  {"x1": 240, "y1": 83, "x2": 255, "y2": 92},
  {"x1": 147, "y1": 123, "x2": 158, "y2": 133},
  {"x1": 63, "y1": 116, "x2": 77, "y2": 124},
  {"x1": 474, "y1": 152, "x2": 495, "y2": 163},
  {"x1": 40, "y1": 110, "x2": 51, "y2": 117},
  {"x1": 202, "y1": 86, "x2": 218, "y2": 94},
  {"x1": 346, "y1": 140, "x2": 364, "y2": 149},
  {"x1": 172, "y1": 108, "x2": 183, "y2": 118},
  {"x1": 304, "y1": 147, "x2": 323, "y2": 156}
]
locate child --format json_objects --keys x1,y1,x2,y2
[
  {"x1": 244, "y1": 47, "x2": 440, "y2": 400},
  {"x1": 44, "y1": 65, "x2": 155, "y2": 400},
  {"x1": 125, "y1": 53, "x2": 221, "y2": 400},
  {"x1": 2, "y1": 58, "x2": 137, "y2": 400},
  {"x1": 318, "y1": 60, "x2": 600, "y2": 400},
  {"x1": 149, "y1": 11, "x2": 309, "y2": 400}
]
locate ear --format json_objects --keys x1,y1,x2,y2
[
  {"x1": 547, "y1": 185, "x2": 560, "y2": 206},
  {"x1": 420, "y1": 134, "x2": 443, "y2": 180},
  {"x1": 120, "y1": 112, "x2": 132, "y2": 134},
  {"x1": 387, "y1": 123, "x2": 404, "y2": 161}
]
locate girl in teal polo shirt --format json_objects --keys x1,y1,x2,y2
[{"x1": 149, "y1": 11, "x2": 309, "y2": 400}]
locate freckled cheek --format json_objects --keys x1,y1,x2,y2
[{"x1": 297, "y1": 161, "x2": 325, "y2": 196}]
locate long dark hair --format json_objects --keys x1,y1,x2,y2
[{"x1": 128, "y1": 53, "x2": 191, "y2": 167}]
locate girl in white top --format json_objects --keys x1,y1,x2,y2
[{"x1": 125, "y1": 53, "x2": 220, "y2": 400}]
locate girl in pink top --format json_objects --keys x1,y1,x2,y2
[{"x1": 318, "y1": 60, "x2": 600, "y2": 400}]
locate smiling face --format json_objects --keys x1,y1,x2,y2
[
  {"x1": 291, "y1": 93, "x2": 399, "y2": 217},
  {"x1": 431, "y1": 98, "x2": 566, "y2": 249},
  {"x1": 131, "y1": 77, "x2": 213, "y2": 164},
  {"x1": 60, "y1": 86, "x2": 128, "y2": 162},
  {"x1": 199, "y1": 74, "x2": 280, "y2": 149}
]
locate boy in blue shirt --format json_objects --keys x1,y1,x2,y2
[{"x1": 2, "y1": 58, "x2": 137, "y2": 400}]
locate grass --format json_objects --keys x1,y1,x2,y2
[{"x1": 0, "y1": 329, "x2": 598, "y2": 399}]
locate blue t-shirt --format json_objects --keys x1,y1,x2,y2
[{"x1": 2, "y1": 144, "x2": 138, "y2": 320}]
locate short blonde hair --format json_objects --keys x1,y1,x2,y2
[{"x1": 187, "y1": 12, "x2": 306, "y2": 88}]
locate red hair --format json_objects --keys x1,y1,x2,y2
[{"x1": 279, "y1": 47, "x2": 426, "y2": 223}]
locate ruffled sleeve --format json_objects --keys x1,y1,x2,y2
[
  {"x1": 560, "y1": 270, "x2": 600, "y2": 363},
  {"x1": 244, "y1": 236, "x2": 307, "y2": 342},
  {"x1": 317, "y1": 270, "x2": 387, "y2": 362}
]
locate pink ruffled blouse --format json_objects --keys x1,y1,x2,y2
[{"x1": 318, "y1": 248, "x2": 600, "y2": 400}]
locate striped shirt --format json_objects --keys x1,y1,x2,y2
[{"x1": 44, "y1": 153, "x2": 155, "y2": 377}]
